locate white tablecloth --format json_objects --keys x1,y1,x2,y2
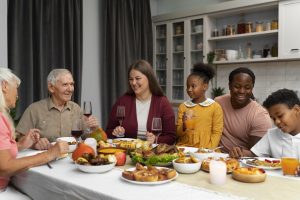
[{"x1": 12, "y1": 150, "x2": 246, "y2": 200}]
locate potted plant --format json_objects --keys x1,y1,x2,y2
[{"x1": 211, "y1": 87, "x2": 225, "y2": 99}]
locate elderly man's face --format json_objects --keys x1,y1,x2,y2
[{"x1": 49, "y1": 73, "x2": 74, "y2": 105}]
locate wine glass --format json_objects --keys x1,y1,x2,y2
[
  {"x1": 116, "y1": 106, "x2": 125, "y2": 126},
  {"x1": 83, "y1": 101, "x2": 92, "y2": 133},
  {"x1": 151, "y1": 117, "x2": 162, "y2": 145},
  {"x1": 71, "y1": 118, "x2": 83, "y2": 142}
]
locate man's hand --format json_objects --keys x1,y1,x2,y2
[
  {"x1": 229, "y1": 147, "x2": 244, "y2": 159},
  {"x1": 112, "y1": 126, "x2": 125, "y2": 137},
  {"x1": 146, "y1": 131, "x2": 156, "y2": 144},
  {"x1": 84, "y1": 115, "x2": 99, "y2": 130}
]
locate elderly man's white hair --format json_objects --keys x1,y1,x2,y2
[{"x1": 47, "y1": 69, "x2": 72, "y2": 85}]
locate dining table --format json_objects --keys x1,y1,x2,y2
[{"x1": 12, "y1": 149, "x2": 300, "y2": 200}]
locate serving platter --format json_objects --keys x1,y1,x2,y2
[
  {"x1": 121, "y1": 167, "x2": 178, "y2": 185},
  {"x1": 240, "y1": 157, "x2": 281, "y2": 170}
]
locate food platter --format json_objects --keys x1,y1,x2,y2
[
  {"x1": 240, "y1": 157, "x2": 281, "y2": 170},
  {"x1": 108, "y1": 138, "x2": 135, "y2": 144},
  {"x1": 121, "y1": 167, "x2": 178, "y2": 185}
]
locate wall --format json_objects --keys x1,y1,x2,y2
[
  {"x1": 82, "y1": 0, "x2": 102, "y2": 125},
  {"x1": 150, "y1": 0, "x2": 229, "y2": 16},
  {"x1": 0, "y1": 0, "x2": 7, "y2": 67},
  {"x1": 217, "y1": 61, "x2": 300, "y2": 104}
]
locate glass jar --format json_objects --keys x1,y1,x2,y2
[
  {"x1": 265, "y1": 21, "x2": 271, "y2": 31},
  {"x1": 246, "y1": 42, "x2": 252, "y2": 59},
  {"x1": 271, "y1": 20, "x2": 278, "y2": 30},
  {"x1": 237, "y1": 22, "x2": 246, "y2": 34},
  {"x1": 226, "y1": 24, "x2": 233, "y2": 36},
  {"x1": 245, "y1": 22, "x2": 253, "y2": 33},
  {"x1": 256, "y1": 21, "x2": 263, "y2": 32}
]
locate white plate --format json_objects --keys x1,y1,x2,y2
[
  {"x1": 240, "y1": 157, "x2": 281, "y2": 170},
  {"x1": 177, "y1": 146, "x2": 198, "y2": 154},
  {"x1": 75, "y1": 162, "x2": 116, "y2": 173},
  {"x1": 121, "y1": 167, "x2": 178, "y2": 185}
]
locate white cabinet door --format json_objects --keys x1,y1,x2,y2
[
  {"x1": 154, "y1": 17, "x2": 204, "y2": 103},
  {"x1": 279, "y1": 0, "x2": 300, "y2": 59}
]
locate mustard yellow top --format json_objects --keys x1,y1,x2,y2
[{"x1": 176, "y1": 98, "x2": 223, "y2": 148}]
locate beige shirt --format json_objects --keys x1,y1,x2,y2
[
  {"x1": 215, "y1": 94, "x2": 272, "y2": 153},
  {"x1": 16, "y1": 97, "x2": 82, "y2": 141}
]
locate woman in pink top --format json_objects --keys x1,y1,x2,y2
[
  {"x1": 215, "y1": 67, "x2": 272, "y2": 157},
  {"x1": 0, "y1": 68, "x2": 69, "y2": 192}
]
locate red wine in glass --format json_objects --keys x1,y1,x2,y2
[
  {"x1": 71, "y1": 119, "x2": 83, "y2": 142},
  {"x1": 83, "y1": 113, "x2": 92, "y2": 118},
  {"x1": 71, "y1": 130, "x2": 83, "y2": 138},
  {"x1": 83, "y1": 101, "x2": 92, "y2": 117},
  {"x1": 83, "y1": 101, "x2": 92, "y2": 133},
  {"x1": 152, "y1": 117, "x2": 162, "y2": 145}
]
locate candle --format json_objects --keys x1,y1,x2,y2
[{"x1": 209, "y1": 160, "x2": 227, "y2": 185}]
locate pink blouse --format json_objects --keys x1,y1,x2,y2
[{"x1": 0, "y1": 112, "x2": 18, "y2": 190}]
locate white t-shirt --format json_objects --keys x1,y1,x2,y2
[
  {"x1": 251, "y1": 127, "x2": 300, "y2": 159},
  {"x1": 136, "y1": 98, "x2": 151, "y2": 140}
]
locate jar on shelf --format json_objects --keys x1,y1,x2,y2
[
  {"x1": 237, "y1": 18, "x2": 246, "y2": 34},
  {"x1": 256, "y1": 21, "x2": 263, "y2": 32},
  {"x1": 226, "y1": 24, "x2": 234, "y2": 36},
  {"x1": 265, "y1": 21, "x2": 271, "y2": 31},
  {"x1": 245, "y1": 22, "x2": 253, "y2": 33},
  {"x1": 212, "y1": 28, "x2": 219, "y2": 37},
  {"x1": 222, "y1": 25, "x2": 227, "y2": 36},
  {"x1": 271, "y1": 20, "x2": 278, "y2": 30}
]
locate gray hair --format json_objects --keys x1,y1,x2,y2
[
  {"x1": 47, "y1": 69, "x2": 72, "y2": 85},
  {"x1": 0, "y1": 67, "x2": 20, "y2": 138}
]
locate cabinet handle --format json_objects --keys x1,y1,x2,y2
[{"x1": 290, "y1": 49, "x2": 299, "y2": 52}]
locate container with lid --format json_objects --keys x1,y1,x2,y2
[
  {"x1": 256, "y1": 21, "x2": 263, "y2": 32},
  {"x1": 245, "y1": 22, "x2": 253, "y2": 33},
  {"x1": 271, "y1": 20, "x2": 278, "y2": 30}
]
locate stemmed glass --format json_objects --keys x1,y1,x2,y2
[
  {"x1": 151, "y1": 117, "x2": 162, "y2": 145},
  {"x1": 83, "y1": 101, "x2": 92, "y2": 133},
  {"x1": 116, "y1": 106, "x2": 125, "y2": 137},
  {"x1": 71, "y1": 118, "x2": 83, "y2": 142},
  {"x1": 116, "y1": 106, "x2": 125, "y2": 126}
]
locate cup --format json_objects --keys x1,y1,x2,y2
[
  {"x1": 281, "y1": 157, "x2": 299, "y2": 176},
  {"x1": 209, "y1": 160, "x2": 227, "y2": 185},
  {"x1": 184, "y1": 110, "x2": 196, "y2": 130}
]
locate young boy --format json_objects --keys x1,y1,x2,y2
[{"x1": 230, "y1": 88, "x2": 300, "y2": 159}]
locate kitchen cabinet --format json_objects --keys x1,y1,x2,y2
[
  {"x1": 206, "y1": 4, "x2": 278, "y2": 64},
  {"x1": 279, "y1": 0, "x2": 300, "y2": 59},
  {"x1": 153, "y1": 17, "x2": 205, "y2": 103}
]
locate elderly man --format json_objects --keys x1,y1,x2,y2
[{"x1": 16, "y1": 69, "x2": 99, "y2": 150}]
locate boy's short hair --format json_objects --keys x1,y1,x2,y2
[{"x1": 263, "y1": 88, "x2": 300, "y2": 109}]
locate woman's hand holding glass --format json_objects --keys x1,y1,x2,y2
[
  {"x1": 183, "y1": 110, "x2": 196, "y2": 131},
  {"x1": 114, "y1": 106, "x2": 126, "y2": 137},
  {"x1": 112, "y1": 126, "x2": 125, "y2": 137}
]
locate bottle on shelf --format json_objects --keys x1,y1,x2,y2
[
  {"x1": 271, "y1": 43, "x2": 278, "y2": 57},
  {"x1": 246, "y1": 42, "x2": 252, "y2": 59},
  {"x1": 238, "y1": 45, "x2": 244, "y2": 60}
]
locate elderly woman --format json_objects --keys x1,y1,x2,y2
[
  {"x1": 0, "y1": 68, "x2": 68, "y2": 193},
  {"x1": 106, "y1": 60, "x2": 176, "y2": 145}
]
